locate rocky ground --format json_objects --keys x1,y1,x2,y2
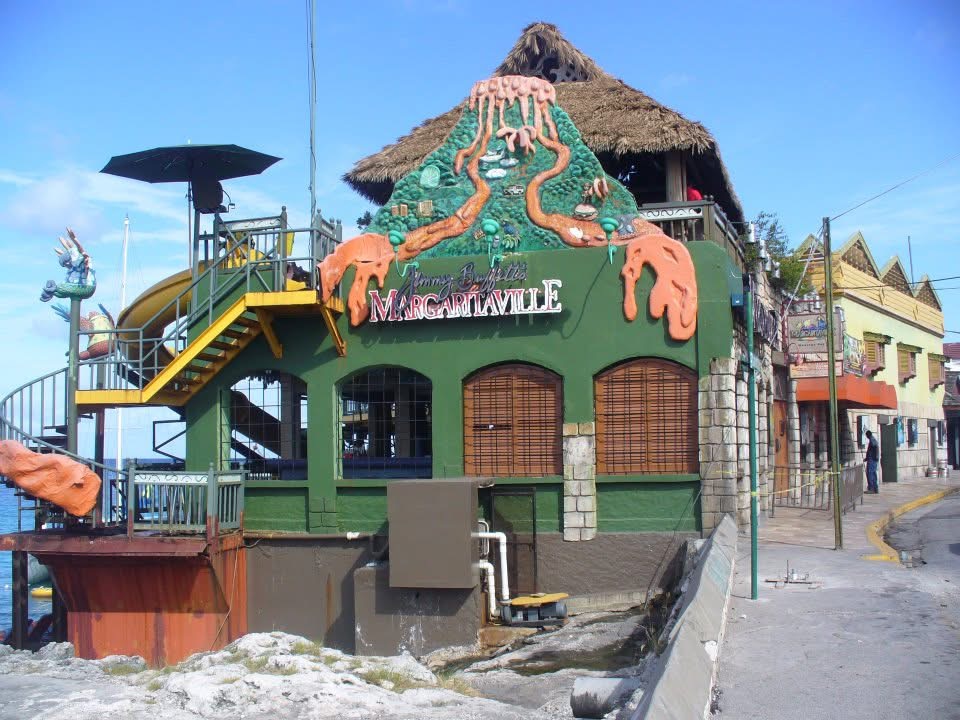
[{"x1": 0, "y1": 604, "x2": 665, "y2": 720}]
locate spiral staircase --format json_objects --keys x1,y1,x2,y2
[{"x1": 0, "y1": 214, "x2": 344, "y2": 530}]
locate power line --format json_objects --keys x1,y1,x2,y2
[
  {"x1": 829, "y1": 151, "x2": 960, "y2": 222},
  {"x1": 784, "y1": 151, "x2": 960, "y2": 300},
  {"x1": 834, "y1": 274, "x2": 960, "y2": 291}
]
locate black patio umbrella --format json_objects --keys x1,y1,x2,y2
[{"x1": 100, "y1": 144, "x2": 281, "y2": 184}]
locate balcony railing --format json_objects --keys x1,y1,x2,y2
[
  {"x1": 637, "y1": 199, "x2": 743, "y2": 266},
  {"x1": 75, "y1": 211, "x2": 342, "y2": 394},
  {"x1": 125, "y1": 465, "x2": 244, "y2": 535}
]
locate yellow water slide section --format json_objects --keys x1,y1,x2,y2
[
  {"x1": 116, "y1": 258, "x2": 308, "y2": 371},
  {"x1": 116, "y1": 267, "x2": 197, "y2": 371}
]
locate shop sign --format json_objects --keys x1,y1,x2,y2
[
  {"x1": 843, "y1": 334, "x2": 865, "y2": 376},
  {"x1": 786, "y1": 311, "x2": 843, "y2": 355},
  {"x1": 368, "y1": 260, "x2": 562, "y2": 323},
  {"x1": 789, "y1": 357, "x2": 843, "y2": 378}
]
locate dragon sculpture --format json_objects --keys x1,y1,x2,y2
[{"x1": 40, "y1": 227, "x2": 97, "y2": 302}]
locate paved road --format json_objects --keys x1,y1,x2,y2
[
  {"x1": 717, "y1": 492, "x2": 960, "y2": 720},
  {"x1": 887, "y1": 493, "x2": 960, "y2": 570}
]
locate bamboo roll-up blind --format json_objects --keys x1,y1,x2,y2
[
  {"x1": 595, "y1": 359, "x2": 698, "y2": 474},
  {"x1": 464, "y1": 364, "x2": 562, "y2": 477}
]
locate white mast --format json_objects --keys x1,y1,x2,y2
[
  {"x1": 308, "y1": 0, "x2": 317, "y2": 226},
  {"x1": 116, "y1": 215, "x2": 130, "y2": 488}
]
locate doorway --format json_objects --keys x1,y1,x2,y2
[
  {"x1": 485, "y1": 487, "x2": 538, "y2": 597},
  {"x1": 772, "y1": 400, "x2": 790, "y2": 500},
  {"x1": 880, "y1": 422, "x2": 898, "y2": 483}
]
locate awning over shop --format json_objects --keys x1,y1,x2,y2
[{"x1": 796, "y1": 375, "x2": 898, "y2": 409}]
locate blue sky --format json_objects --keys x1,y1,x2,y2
[{"x1": 1, "y1": 1, "x2": 958, "y2": 451}]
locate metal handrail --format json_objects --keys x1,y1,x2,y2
[
  {"x1": 0, "y1": 366, "x2": 125, "y2": 529},
  {"x1": 76, "y1": 223, "x2": 326, "y2": 393},
  {"x1": 0, "y1": 211, "x2": 338, "y2": 531}
]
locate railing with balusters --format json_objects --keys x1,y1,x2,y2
[
  {"x1": 125, "y1": 465, "x2": 244, "y2": 535},
  {"x1": 76, "y1": 216, "x2": 340, "y2": 394},
  {"x1": 636, "y1": 199, "x2": 744, "y2": 267}
]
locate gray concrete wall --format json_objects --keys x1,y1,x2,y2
[
  {"x1": 353, "y1": 564, "x2": 480, "y2": 656},
  {"x1": 533, "y1": 532, "x2": 694, "y2": 599},
  {"x1": 630, "y1": 514, "x2": 737, "y2": 720},
  {"x1": 245, "y1": 539, "x2": 374, "y2": 652}
]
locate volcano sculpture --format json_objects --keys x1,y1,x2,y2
[{"x1": 319, "y1": 76, "x2": 698, "y2": 341}]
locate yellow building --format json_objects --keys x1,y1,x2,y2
[{"x1": 791, "y1": 232, "x2": 946, "y2": 480}]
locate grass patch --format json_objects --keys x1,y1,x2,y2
[
  {"x1": 222, "y1": 650, "x2": 244, "y2": 664},
  {"x1": 437, "y1": 674, "x2": 479, "y2": 697},
  {"x1": 361, "y1": 668, "x2": 423, "y2": 693},
  {"x1": 219, "y1": 676, "x2": 241, "y2": 684},
  {"x1": 242, "y1": 657, "x2": 269, "y2": 673},
  {"x1": 291, "y1": 640, "x2": 322, "y2": 656},
  {"x1": 146, "y1": 679, "x2": 164, "y2": 692},
  {"x1": 103, "y1": 663, "x2": 142, "y2": 676},
  {"x1": 321, "y1": 655, "x2": 339, "y2": 667},
  {"x1": 270, "y1": 665, "x2": 300, "y2": 676}
]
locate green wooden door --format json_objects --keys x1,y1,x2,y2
[{"x1": 880, "y1": 423, "x2": 898, "y2": 483}]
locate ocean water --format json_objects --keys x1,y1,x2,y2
[{"x1": 0, "y1": 490, "x2": 52, "y2": 632}]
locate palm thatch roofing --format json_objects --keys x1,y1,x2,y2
[{"x1": 344, "y1": 22, "x2": 744, "y2": 223}]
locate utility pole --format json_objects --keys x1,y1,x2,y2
[
  {"x1": 745, "y1": 275, "x2": 759, "y2": 600},
  {"x1": 823, "y1": 217, "x2": 843, "y2": 550}
]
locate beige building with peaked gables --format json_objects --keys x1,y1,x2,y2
[{"x1": 789, "y1": 232, "x2": 946, "y2": 481}]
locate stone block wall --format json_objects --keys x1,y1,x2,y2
[
  {"x1": 562, "y1": 422, "x2": 597, "y2": 541},
  {"x1": 699, "y1": 348, "x2": 776, "y2": 532}
]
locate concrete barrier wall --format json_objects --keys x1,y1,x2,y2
[{"x1": 631, "y1": 514, "x2": 737, "y2": 720}]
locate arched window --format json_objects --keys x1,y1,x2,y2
[
  {"x1": 595, "y1": 359, "x2": 698, "y2": 474},
  {"x1": 340, "y1": 367, "x2": 432, "y2": 479},
  {"x1": 223, "y1": 370, "x2": 307, "y2": 480},
  {"x1": 464, "y1": 364, "x2": 562, "y2": 477}
]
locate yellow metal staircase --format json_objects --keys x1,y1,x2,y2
[{"x1": 77, "y1": 290, "x2": 341, "y2": 409}]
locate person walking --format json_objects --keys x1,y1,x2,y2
[{"x1": 864, "y1": 430, "x2": 880, "y2": 493}]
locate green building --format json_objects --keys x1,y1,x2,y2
[{"x1": 0, "y1": 23, "x2": 776, "y2": 663}]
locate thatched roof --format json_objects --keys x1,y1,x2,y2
[{"x1": 344, "y1": 22, "x2": 744, "y2": 223}]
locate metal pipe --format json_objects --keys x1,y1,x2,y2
[
  {"x1": 823, "y1": 217, "x2": 844, "y2": 550},
  {"x1": 478, "y1": 560, "x2": 498, "y2": 619},
  {"x1": 474, "y1": 531, "x2": 509, "y2": 601},
  {"x1": 746, "y1": 278, "x2": 759, "y2": 600}
]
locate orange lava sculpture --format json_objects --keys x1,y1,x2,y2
[{"x1": 318, "y1": 75, "x2": 698, "y2": 340}]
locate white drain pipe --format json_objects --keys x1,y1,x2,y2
[
  {"x1": 478, "y1": 561, "x2": 498, "y2": 618},
  {"x1": 473, "y1": 531, "x2": 510, "y2": 603}
]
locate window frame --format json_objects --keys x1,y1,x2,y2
[
  {"x1": 338, "y1": 366, "x2": 433, "y2": 480},
  {"x1": 463, "y1": 363, "x2": 564, "y2": 478},
  {"x1": 594, "y1": 357, "x2": 699, "y2": 476},
  {"x1": 897, "y1": 343, "x2": 921, "y2": 384}
]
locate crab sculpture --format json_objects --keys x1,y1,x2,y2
[{"x1": 40, "y1": 228, "x2": 97, "y2": 302}]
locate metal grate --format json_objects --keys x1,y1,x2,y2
[
  {"x1": 464, "y1": 364, "x2": 562, "y2": 477},
  {"x1": 223, "y1": 371, "x2": 307, "y2": 480},
  {"x1": 340, "y1": 367, "x2": 432, "y2": 479},
  {"x1": 595, "y1": 359, "x2": 698, "y2": 474}
]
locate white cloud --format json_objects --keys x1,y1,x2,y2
[
  {"x1": 0, "y1": 169, "x2": 36, "y2": 186},
  {"x1": 0, "y1": 167, "x2": 186, "y2": 236}
]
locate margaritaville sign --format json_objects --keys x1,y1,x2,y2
[{"x1": 369, "y1": 261, "x2": 562, "y2": 323}]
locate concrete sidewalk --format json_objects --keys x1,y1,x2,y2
[{"x1": 715, "y1": 477, "x2": 960, "y2": 720}]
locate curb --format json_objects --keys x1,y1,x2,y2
[
  {"x1": 862, "y1": 487, "x2": 959, "y2": 563},
  {"x1": 628, "y1": 514, "x2": 737, "y2": 720}
]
